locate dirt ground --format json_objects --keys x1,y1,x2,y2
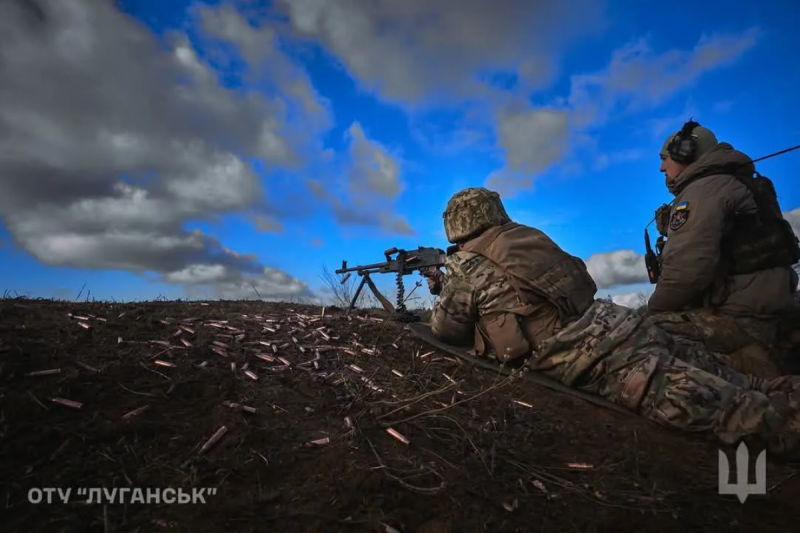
[{"x1": 1, "y1": 298, "x2": 799, "y2": 533}]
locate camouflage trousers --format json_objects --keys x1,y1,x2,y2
[
  {"x1": 529, "y1": 301, "x2": 800, "y2": 460},
  {"x1": 777, "y1": 303, "x2": 800, "y2": 374},
  {"x1": 648, "y1": 309, "x2": 782, "y2": 379}
]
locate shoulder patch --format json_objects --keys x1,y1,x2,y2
[
  {"x1": 669, "y1": 209, "x2": 690, "y2": 231},
  {"x1": 445, "y1": 251, "x2": 484, "y2": 278},
  {"x1": 675, "y1": 201, "x2": 689, "y2": 211}
]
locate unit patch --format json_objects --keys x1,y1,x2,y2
[{"x1": 669, "y1": 209, "x2": 690, "y2": 231}]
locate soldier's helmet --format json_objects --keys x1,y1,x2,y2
[{"x1": 443, "y1": 187, "x2": 511, "y2": 244}]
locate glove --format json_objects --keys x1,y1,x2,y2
[
  {"x1": 655, "y1": 235, "x2": 666, "y2": 256},
  {"x1": 655, "y1": 204, "x2": 671, "y2": 236},
  {"x1": 421, "y1": 267, "x2": 445, "y2": 295}
]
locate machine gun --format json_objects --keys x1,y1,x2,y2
[{"x1": 334, "y1": 246, "x2": 456, "y2": 320}]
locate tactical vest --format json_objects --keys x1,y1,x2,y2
[
  {"x1": 709, "y1": 170, "x2": 800, "y2": 275},
  {"x1": 460, "y1": 222, "x2": 598, "y2": 362}
]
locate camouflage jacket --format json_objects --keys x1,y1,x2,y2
[{"x1": 430, "y1": 223, "x2": 596, "y2": 362}]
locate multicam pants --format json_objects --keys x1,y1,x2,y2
[
  {"x1": 649, "y1": 309, "x2": 782, "y2": 379},
  {"x1": 528, "y1": 301, "x2": 800, "y2": 460}
]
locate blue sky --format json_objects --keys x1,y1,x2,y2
[{"x1": 1, "y1": 0, "x2": 799, "y2": 306}]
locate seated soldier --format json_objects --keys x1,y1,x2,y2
[
  {"x1": 425, "y1": 187, "x2": 800, "y2": 460},
  {"x1": 650, "y1": 120, "x2": 800, "y2": 378}
]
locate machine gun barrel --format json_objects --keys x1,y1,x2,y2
[{"x1": 335, "y1": 260, "x2": 389, "y2": 274}]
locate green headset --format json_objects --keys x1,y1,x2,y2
[{"x1": 666, "y1": 119, "x2": 701, "y2": 164}]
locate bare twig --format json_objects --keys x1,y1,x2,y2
[
  {"x1": 384, "y1": 375, "x2": 515, "y2": 426},
  {"x1": 364, "y1": 437, "x2": 444, "y2": 495}
]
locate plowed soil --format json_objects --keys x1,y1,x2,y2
[{"x1": 1, "y1": 298, "x2": 798, "y2": 532}]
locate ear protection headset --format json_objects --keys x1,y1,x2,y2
[{"x1": 666, "y1": 119, "x2": 701, "y2": 164}]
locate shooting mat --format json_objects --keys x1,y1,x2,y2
[{"x1": 405, "y1": 322, "x2": 632, "y2": 417}]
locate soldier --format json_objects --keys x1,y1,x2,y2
[
  {"x1": 649, "y1": 120, "x2": 800, "y2": 378},
  {"x1": 424, "y1": 187, "x2": 800, "y2": 460}
]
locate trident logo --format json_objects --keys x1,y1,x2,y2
[{"x1": 718, "y1": 442, "x2": 767, "y2": 503}]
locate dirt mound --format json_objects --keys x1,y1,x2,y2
[{"x1": 1, "y1": 298, "x2": 798, "y2": 532}]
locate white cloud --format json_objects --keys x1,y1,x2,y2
[
  {"x1": 165, "y1": 264, "x2": 229, "y2": 284},
  {"x1": 785, "y1": 208, "x2": 800, "y2": 238},
  {"x1": 253, "y1": 216, "x2": 285, "y2": 233},
  {"x1": 483, "y1": 29, "x2": 759, "y2": 195},
  {"x1": 278, "y1": 0, "x2": 605, "y2": 105},
  {"x1": 183, "y1": 267, "x2": 317, "y2": 302},
  {"x1": 197, "y1": 4, "x2": 331, "y2": 131},
  {"x1": 568, "y1": 29, "x2": 759, "y2": 131},
  {"x1": 610, "y1": 292, "x2": 648, "y2": 308},
  {"x1": 0, "y1": 0, "x2": 321, "y2": 299},
  {"x1": 309, "y1": 122, "x2": 414, "y2": 235},
  {"x1": 491, "y1": 29, "x2": 759, "y2": 193},
  {"x1": 585, "y1": 250, "x2": 648, "y2": 289},
  {"x1": 346, "y1": 123, "x2": 402, "y2": 198},
  {"x1": 486, "y1": 106, "x2": 569, "y2": 196},
  {"x1": 498, "y1": 107, "x2": 569, "y2": 173},
  {"x1": 408, "y1": 105, "x2": 496, "y2": 157}
]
